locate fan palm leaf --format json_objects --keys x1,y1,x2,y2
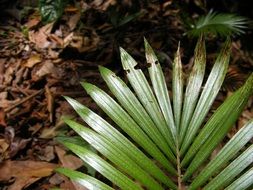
[
  {"x1": 56, "y1": 36, "x2": 253, "y2": 189},
  {"x1": 186, "y1": 10, "x2": 248, "y2": 37}
]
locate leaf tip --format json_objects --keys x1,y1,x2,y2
[
  {"x1": 119, "y1": 47, "x2": 137, "y2": 70},
  {"x1": 81, "y1": 82, "x2": 95, "y2": 94}
]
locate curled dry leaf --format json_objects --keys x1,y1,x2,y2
[
  {"x1": 0, "y1": 160, "x2": 58, "y2": 190},
  {"x1": 3, "y1": 127, "x2": 31, "y2": 159}
]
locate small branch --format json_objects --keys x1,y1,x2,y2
[{"x1": 4, "y1": 89, "x2": 44, "y2": 113}]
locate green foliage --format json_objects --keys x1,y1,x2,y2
[
  {"x1": 186, "y1": 10, "x2": 248, "y2": 37},
  {"x1": 110, "y1": 11, "x2": 142, "y2": 28},
  {"x1": 56, "y1": 36, "x2": 253, "y2": 189},
  {"x1": 39, "y1": 0, "x2": 67, "y2": 23},
  {"x1": 21, "y1": 26, "x2": 29, "y2": 39}
]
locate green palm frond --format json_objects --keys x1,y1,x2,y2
[
  {"x1": 56, "y1": 36, "x2": 253, "y2": 190},
  {"x1": 186, "y1": 10, "x2": 248, "y2": 37}
]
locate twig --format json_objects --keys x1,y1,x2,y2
[{"x1": 4, "y1": 89, "x2": 44, "y2": 113}]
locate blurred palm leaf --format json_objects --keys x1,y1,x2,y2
[
  {"x1": 39, "y1": 0, "x2": 67, "y2": 23},
  {"x1": 56, "y1": 36, "x2": 253, "y2": 189},
  {"x1": 186, "y1": 10, "x2": 248, "y2": 37}
]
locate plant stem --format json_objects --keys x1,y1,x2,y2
[{"x1": 176, "y1": 145, "x2": 183, "y2": 190}]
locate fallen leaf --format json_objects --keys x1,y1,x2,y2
[
  {"x1": 29, "y1": 23, "x2": 54, "y2": 49},
  {"x1": 0, "y1": 108, "x2": 7, "y2": 127},
  {"x1": 55, "y1": 146, "x2": 83, "y2": 170},
  {"x1": 55, "y1": 146, "x2": 87, "y2": 190},
  {"x1": 48, "y1": 48, "x2": 60, "y2": 59},
  {"x1": 91, "y1": 0, "x2": 116, "y2": 11},
  {"x1": 49, "y1": 34, "x2": 64, "y2": 48},
  {"x1": 25, "y1": 18, "x2": 40, "y2": 29},
  {"x1": 9, "y1": 178, "x2": 39, "y2": 190},
  {"x1": 0, "y1": 139, "x2": 9, "y2": 152},
  {"x1": 67, "y1": 12, "x2": 81, "y2": 31},
  {"x1": 4, "y1": 127, "x2": 31, "y2": 159},
  {"x1": 37, "y1": 145, "x2": 55, "y2": 162},
  {"x1": 0, "y1": 160, "x2": 58, "y2": 190},
  {"x1": 69, "y1": 32, "x2": 100, "y2": 53},
  {"x1": 35, "y1": 60, "x2": 57, "y2": 78},
  {"x1": 63, "y1": 32, "x2": 74, "y2": 47},
  {"x1": 29, "y1": 123, "x2": 43, "y2": 135},
  {"x1": 3, "y1": 66, "x2": 14, "y2": 85},
  {"x1": 8, "y1": 138, "x2": 31, "y2": 158},
  {"x1": 45, "y1": 85, "x2": 54, "y2": 123},
  {"x1": 13, "y1": 67, "x2": 25, "y2": 84},
  {"x1": 0, "y1": 138, "x2": 9, "y2": 161},
  {"x1": 0, "y1": 58, "x2": 6, "y2": 84},
  {"x1": 0, "y1": 92, "x2": 8, "y2": 100},
  {"x1": 0, "y1": 98, "x2": 21, "y2": 110},
  {"x1": 22, "y1": 54, "x2": 42, "y2": 68},
  {"x1": 39, "y1": 117, "x2": 68, "y2": 139}
]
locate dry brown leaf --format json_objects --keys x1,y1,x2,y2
[
  {"x1": 8, "y1": 177, "x2": 39, "y2": 190},
  {"x1": 8, "y1": 138, "x2": 31, "y2": 158},
  {"x1": 35, "y1": 60, "x2": 57, "y2": 78},
  {"x1": 0, "y1": 160, "x2": 58, "y2": 190},
  {"x1": 39, "y1": 126, "x2": 59, "y2": 139},
  {"x1": 69, "y1": 32, "x2": 100, "y2": 53},
  {"x1": 63, "y1": 32, "x2": 74, "y2": 48},
  {"x1": 28, "y1": 123, "x2": 43, "y2": 135},
  {"x1": 39, "y1": 119, "x2": 66, "y2": 139},
  {"x1": 0, "y1": 58, "x2": 6, "y2": 84},
  {"x1": 13, "y1": 67, "x2": 25, "y2": 85},
  {"x1": 23, "y1": 54, "x2": 42, "y2": 68},
  {"x1": 0, "y1": 92, "x2": 8, "y2": 100},
  {"x1": 0, "y1": 139, "x2": 9, "y2": 152},
  {"x1": 49, "y1": 34, "x2": 64, "y2": 48},
  {"x1": 25, "y1": 18, "x2": 40, "y2": 29},
  {"x1": 55, "y1": 146, "x2": 83, "y2": 170},
  {"x1": 91, "y1": 0, "x2": 116, "y2": 11},
  {"x1": 67, "y1": 12, "x2": 81, "y2": 31},
  {"x1": 60, "y1": 178, "x2": 84, "y2": 190},
  {"x1": 2, "y1": 127, "x2": 31, "y2": 159},
  {"x1": 37, "y1": 145, "x2": 55, "y2": 162},
  {"x1": 29, "y1": 23, "x2": 54, "y2": 49},
  {"x1": 48, "y1": 48, "x2": 60, "y2": 59},
  {"x1": 55, "y1": 146, "x2": 87, "y2": 190},
  {"x1": 0, "y1": 108, "x2": 7, "y2": 127},
  {"x1": 0, "y1": 98, "x2": 21, "y2": 110},
  {"x1": 3, "y1": 66, "x2": 14, "y2": 85},
  {"x1": 45, "y1": 85, "x2": 54, "y2": 123},
  {"x1": 0, "y1": 138, "x2": 9, "y2": 161}
]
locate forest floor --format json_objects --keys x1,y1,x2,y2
[{"x1": 0, "y1": 1, "x2": 252, "y2": 190}]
